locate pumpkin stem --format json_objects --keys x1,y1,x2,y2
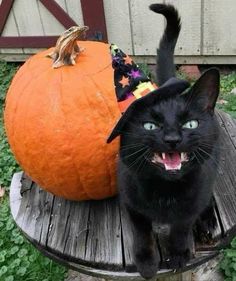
[{"x1": 48, "y1": 26, "x2": 89, "y2": 69}]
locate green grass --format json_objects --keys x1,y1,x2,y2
[
  {"x1": 220, "y1": 237, "x2": 236, "y2": 281},
  {"x1": 0, "y1": 61, "x2": 68, "y2": 281},
  {"x1": 218, "y1": 72, "x2": 236, "y2": 118},
  {"x1": 0, "y1": 197, "x2": 67, "y2": 281}
]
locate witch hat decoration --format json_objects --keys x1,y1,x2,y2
[
  {"x1": 108, "y1": 44, "x2": 190, "y2": 143},
  {"x1": 110, "y1": 44, "x2": 158, "y2": 113}
]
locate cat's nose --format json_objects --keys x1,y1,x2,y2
[{"x1": 163, "y1": 134, "x2": 182, "y2": 146}]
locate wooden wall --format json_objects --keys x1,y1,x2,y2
[{"x1": 1, "y1": 0, "x2": 236, "y2": 64}]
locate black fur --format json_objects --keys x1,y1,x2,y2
[
  {"x1": 108, "y1": 4, "x2": 220, "y2": 279},
  {"x1": 149, "y1": 4, "x2": 181, "y2": 85}
]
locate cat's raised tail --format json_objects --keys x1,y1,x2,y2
[{"x1": 149, "y1": 4, "x2": 181, "y2": 85}]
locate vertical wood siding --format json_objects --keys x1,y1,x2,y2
[
  {"x1": 0, "y1": 0, "x2": 84, "y2": 56},
  {"x1": 103, "y1": 0, "x2": 133, "y2": 54},
  {"x1": 203, "y1": 0, "x2": 236, "y2": 56}
]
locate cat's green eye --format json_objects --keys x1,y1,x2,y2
[
  {"x1": 182, "y1": 120, "x2": 199, "y2": 129},
  {"x1": 143, "y1": 122, "x2": 158, "y2": 130}
]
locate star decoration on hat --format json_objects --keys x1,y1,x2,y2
[
  {"x1": 124, "y1": 55, "x2": 133, "y2": 65},
  {"x1": 119, "y1": 76, "x2": 130, "y2": 88},
  {"x1": 129, "y1": 69, "x2": 141, "y2": 78}
]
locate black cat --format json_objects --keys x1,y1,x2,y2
[{"x1": 107, "y1": 3, "x2": 220, "y2": 279}]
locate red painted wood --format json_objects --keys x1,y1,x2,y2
[
  {"x1": 0, "y1": 0, "x2": 14, "y2": 34},
  {"x1": 0, "y1": 0, "x2": 78, "y2": 49},
  {"x1": 0, "y1": 36, "x2": 58, "y2": 48},
  {"x1": 80, "y1": 0, "x2": 108, "y2": 42},
  {"x1": 39, "y1": 0, "x2": 77, "y2": 28},
  {"x1": 0, "y1": 0, "x2": 108, "y2": 49}
]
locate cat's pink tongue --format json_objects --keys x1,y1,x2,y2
[{"x1": 163, "y1": 152, "x2": 181, "y2": 170}]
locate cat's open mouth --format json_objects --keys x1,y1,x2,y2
[{"x1": 151, "y1": 152, "x2": 189, "y2": 171}]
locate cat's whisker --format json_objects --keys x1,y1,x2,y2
[
  {"x1": 121, "y1": 143, "x2": 147, "y2": 151},
  {"x1": 122, "y1": 146, "x2": 149, "y2": 160},
  {"x1": 194, "y1": 150, "x2": 219, "y2": 176},
  {"x1": 199, "y1": 143, "x2": 229, "y2": 151},
  {"x1": 126, "y1": 148, "x2": 151, "y2": 171},
  {"x1": 192, "y1": 151, "x2": 202, "y2": 165},
  {"x1": 134, "y1": 150, "x2": 150, "y2": 174},
  {"x1": 195, "y1": 150, "x2": 224, "y2": 177},
  {"x1": 196, "y1": 147, "x2": 221, "y2": 167}
]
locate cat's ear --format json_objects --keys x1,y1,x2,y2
[{"x1": 187, "y1": 68, "x2": 220, "y2": 112}]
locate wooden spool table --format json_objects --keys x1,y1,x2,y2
[{"x1": 9, "y1": 111, "x2": 236, "y2": 280}]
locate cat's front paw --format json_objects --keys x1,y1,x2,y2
[
  {"x1": 165, "y1": 249, "x2": 191, "y2": 270},
  {"x1": 135, "y1": 249, "x2": 160, "y2": 279}
]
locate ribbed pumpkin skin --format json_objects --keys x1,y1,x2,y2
[{"x1": 4, "y1": 41, "x2": 120, "y2": 200}]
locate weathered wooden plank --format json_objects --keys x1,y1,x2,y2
[
  {"x1": 192, "y1": 254, "x2": 224, "y2": 281},
  {"x1": 119, "y1": 206, "x2": 136, "y2": 272},
  {"x1": 13, "y1": 176, "x2": 55, "y2": 246},
  {"x1": 0, "y1": 1, "x2": 23, "y2": 55},
  {"x1": 131, "y1": 0, "x2": 201, "y2": 56},
  {"x1": 0, "y1": 0, "x2": 14, "y2": 34},
  {"x1": 219, "y1": 110, "x2": 236, "y2": 147},
  {"x1": 37, "y1": 0, "x2": 65, "y2": 35},
  {"x1": 12, "y1": 1, "x2": 44, "y2": 35},
  {"x1": 12, "y1": 0, "x2": 44, "y2": 54},
  {"x1": 47, "y1": 197, "x2": 90, "y2": 262},
  {"x1": 64, "y1": 0, "x2": 84, "y2": 26},
  {"x1": 103, "y1": 0, "x2": 133, "y2": 54},
  {"x1": 9, "y1": 171, "x2": 23, "y2": 220},
  {"x1": 10, "y1": 172, "x2": 223, "y2": 279},
  {"x1": 211, "y1": 208, "x2": 222, "y2": 241},
  {"x1": 130, "y1": 0, "x2": 164, "y2": 56},
  {"x1": 203, "y1": 0, "x2": 236, "y2": 56},
  {"x1": 213, "y1": 112, "x2": 236, "y2": 235},
  {"x1": 84, "y1": 198, "x2": 123, "y2": 269}
]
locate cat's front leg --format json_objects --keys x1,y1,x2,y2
[
  {"x1": 194, "y1": 199, "x2": 217, "y2": 243},
  {"x1": 167, "y1": 223, "x2": 193, "y2": 269},
  {"x1": 126, "y1": 205, "x2": 160, "y2": 279}
]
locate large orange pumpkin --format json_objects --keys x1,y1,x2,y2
[{"x1": 4, "y1": 27, "x2": 121, "y2": 200}]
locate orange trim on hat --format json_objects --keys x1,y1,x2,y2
[{"x1": 118, "y1": 82, "x2": 158, "y2": 113}]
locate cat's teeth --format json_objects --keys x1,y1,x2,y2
[
  {"x1": 164, "y1": 163, "x2": 182, "y2": 170},
  {"x1": 162, "y1": 152, "x2": 166, "y2": 160},
  {"x1": 176, "y1": 163, "x2": 182, "y2": 170},
  {"x1": 181, "y1": 152, "x2": 188, "y2": 162}
]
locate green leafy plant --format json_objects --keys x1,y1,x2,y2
[
  {"x1": 0, "y1": 61, "x2": 19, "y2": 115},
  {"x1": 220, "y1": 72, "x2": 236, "y2": 96},
  {"x1": 0, "y1": 61, "x2": 20, "y2": 189},
  {"x1": 0, "y1": 61, "x2": 68, "y2": 281},
  {"x1": 0, "y1": 123, "x2": 20, "y2": 190},
  {"x1": 0, "y1": 197, "x2": 68, "y2": 281},
  {"x1": 217, "y1": 72, "x2": 236, "y2": 118},
  {"x1": 220, "y1": 237, "x2": 236, "y2": 281}
]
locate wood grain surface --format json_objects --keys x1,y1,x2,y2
[{"x1": 10, "y1": 110, "x2": 236, "y2": 279}]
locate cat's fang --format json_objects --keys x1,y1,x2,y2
[
  {"x1": 181, "y1": 152, "x2": 188, "y2": 162},
  {"x1": 162, "y1": 152, "x2": 166, "y2": 160},
  {"x1": 151, "y1": 153, "x2": 163, "y2": 164}
]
